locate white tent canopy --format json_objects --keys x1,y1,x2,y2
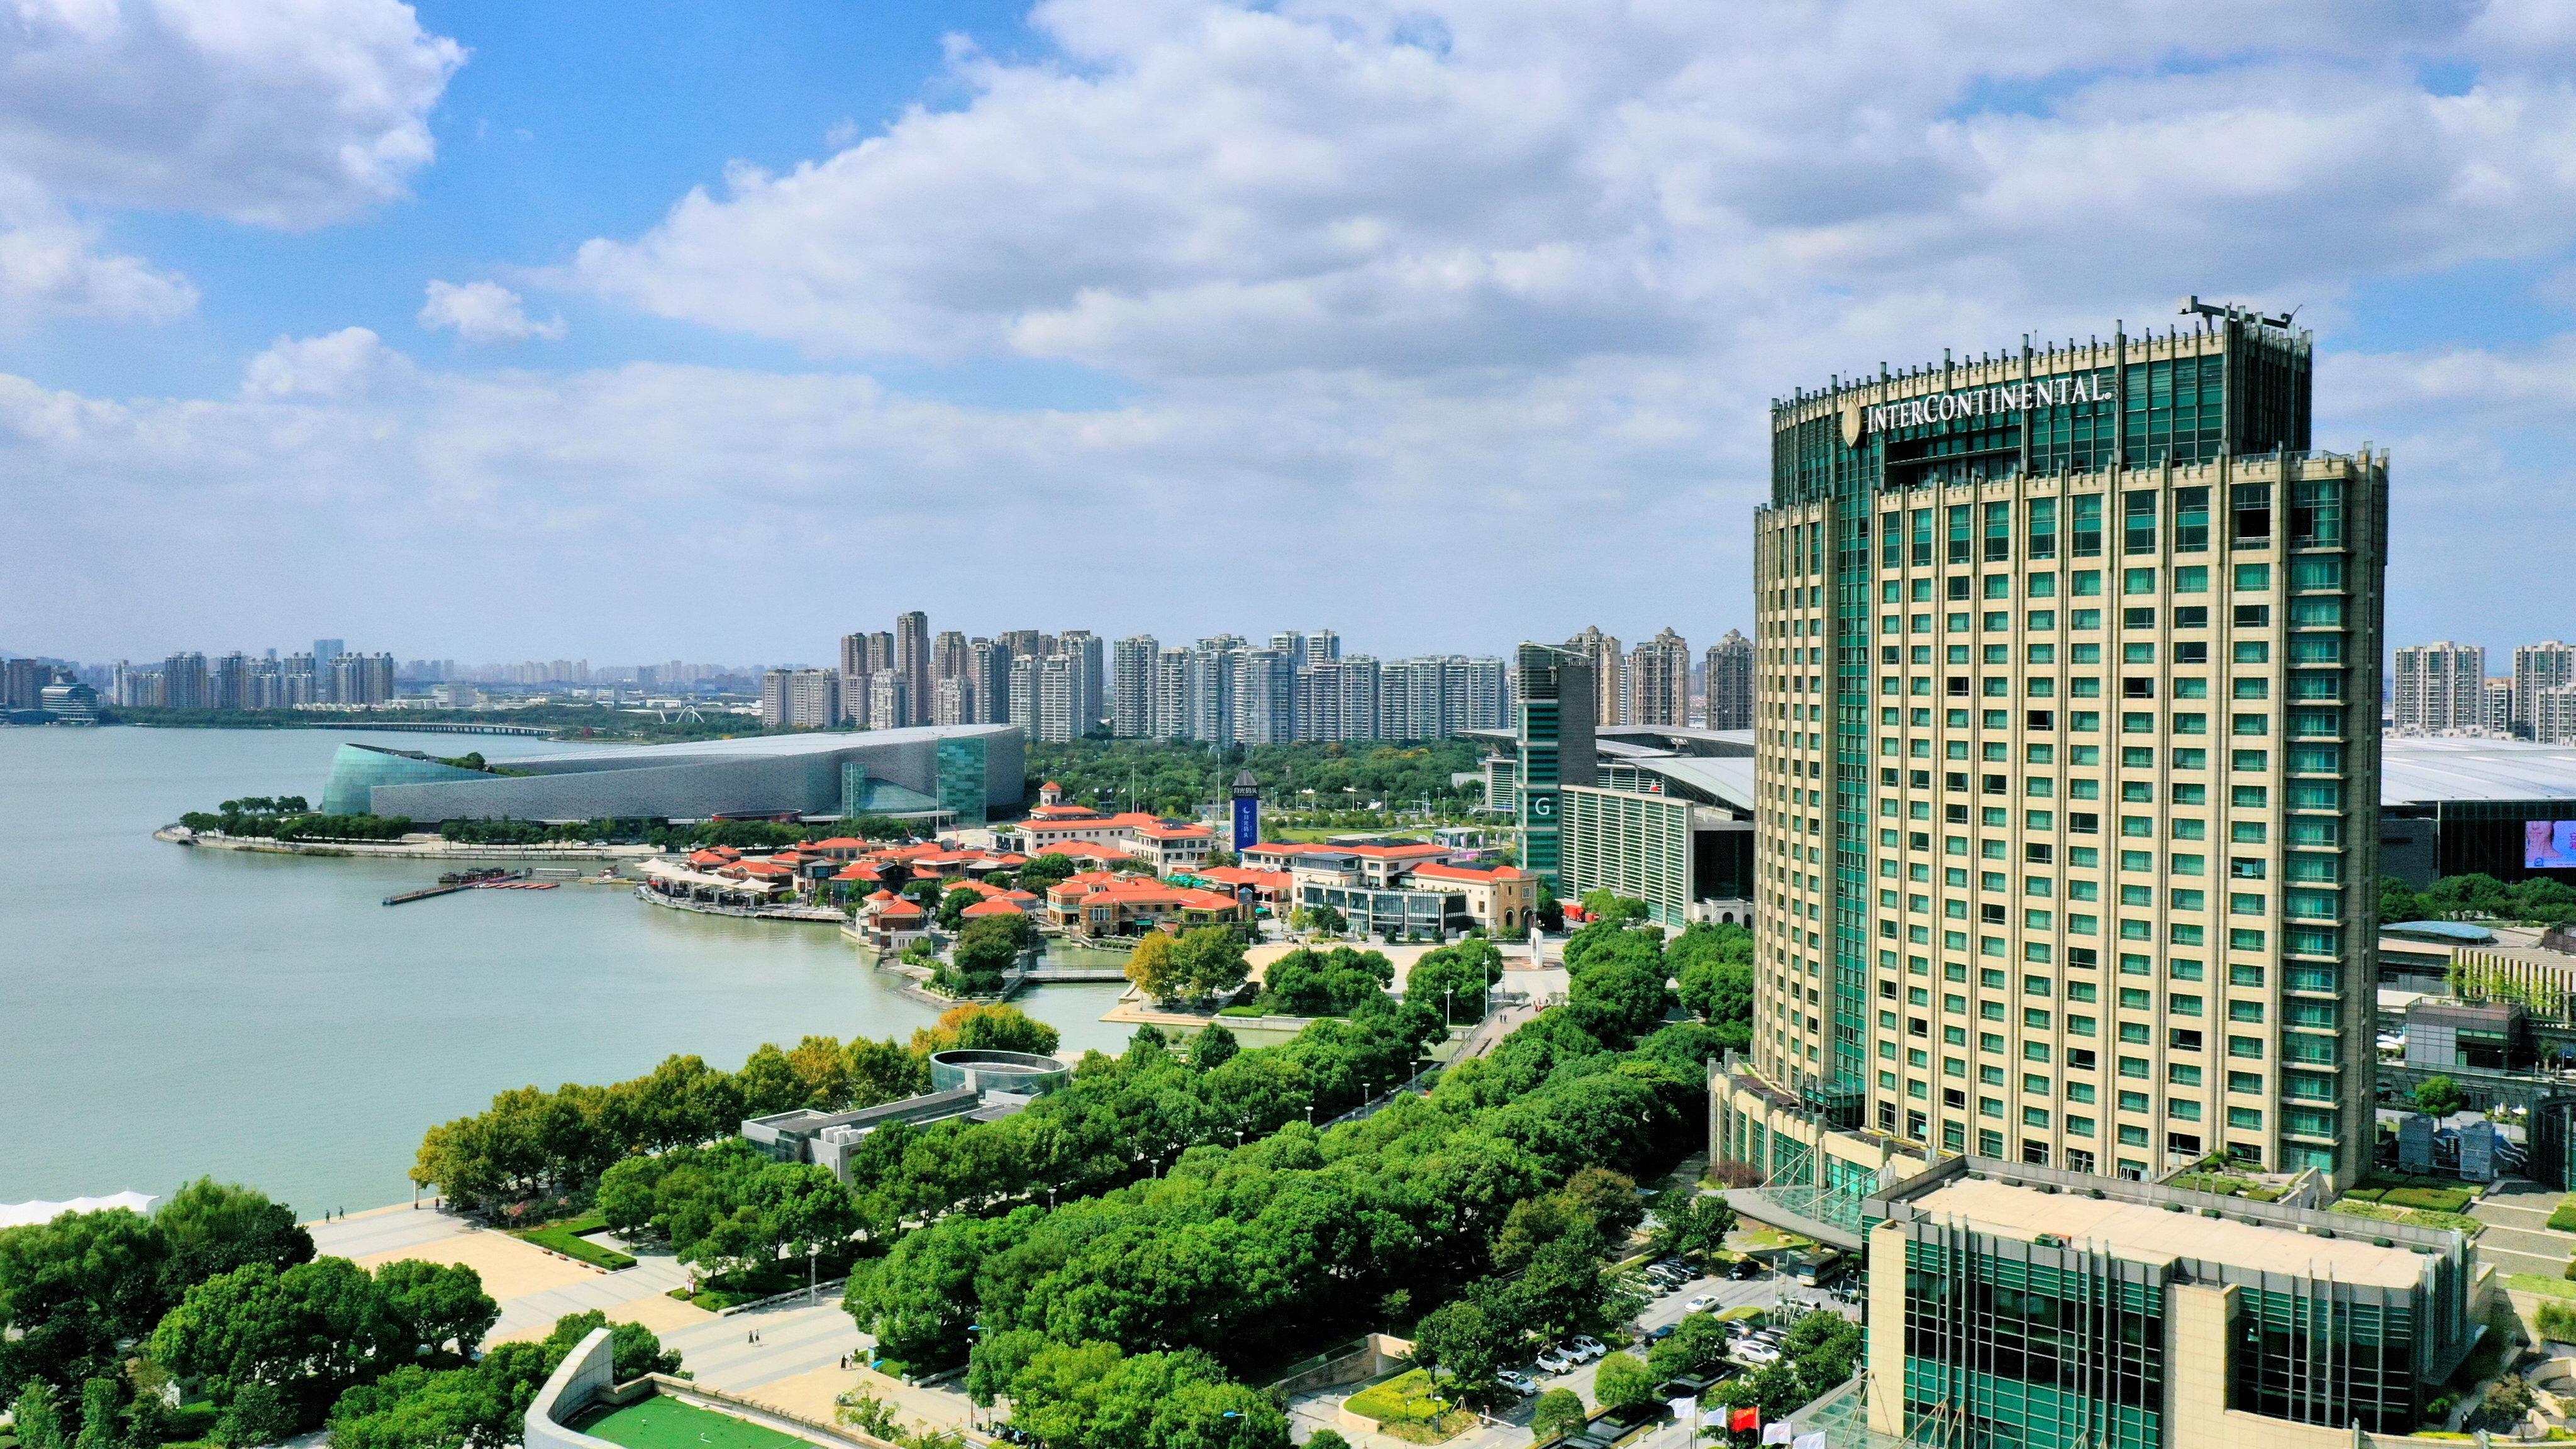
[{"x1": 0, "y1": 1191, "x2": 156, "y2": 1228}]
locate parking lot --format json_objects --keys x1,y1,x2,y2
[{"x1": 1301, "y1": 1257, "x2": 1858, "y2": 1449}]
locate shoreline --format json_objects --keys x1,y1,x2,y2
[
  {"x1": 635, "y1": 885, "x2": 845, "y2": 923},
  {"x1": 154, "y1": 825, "x2": 662, "y2": 862}
]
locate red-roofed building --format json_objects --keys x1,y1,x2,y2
[
  {"x1": 1194, "y1": 865, "x2": 1294, "y2": 910},
  {"x1": 1128, "y1": 819, "x2": 1217, "y2": 874},
  {"x1": 961, "y1": 897, "x2": 1025, "y2": 919},
  {"x1": 1407, "y1": 862, "x2": 1541, "y2": 933},
  {"x1": 853, "y1": 889, "x2": 931, "y2": 951},
  {"x1": 1045, "y1": 875, "x2": 1244, "y2": 938}
]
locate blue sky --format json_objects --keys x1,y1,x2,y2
[{"x1": 4, "y1": 0, "x2": 2575, "y2": 668}]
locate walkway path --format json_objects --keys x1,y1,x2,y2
[{"x1": 2472, "y1": 1178, "x2": 2573, "y2": 1281}]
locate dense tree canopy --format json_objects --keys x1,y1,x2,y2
[
  {"x1": 412, "y1": 1030, "x2": 933, "y2": 1212},
  {"x1": 1258, "y1": 946, "x2": 1393, "y2": 1016},
  {"x1": 1023, "y1": 740, "x2": 1484, "y2": 820},
  {"x1": 847, "y1": 1009, "x2": 1704, "y2": 1391},
  {"x1": 2383, "y1": 872, "x2": 2576, "y2": 926}
]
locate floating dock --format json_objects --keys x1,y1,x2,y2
[{"x1": 381, "y1": 871, "x2": 554, "y2": 906}]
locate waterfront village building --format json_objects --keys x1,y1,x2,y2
[
  {"x1": 321, "y1": 724, "x2": 1022, "y2": 828},
  {"x1": 1477, "y1": 703, "x2": 1758, "y2": 928},
  {"x1": 1044, "y1": 871, "x2": 1243, "y2": 938},
  {"x1": 1719, "y1": 309, "x2": 2385, "y2": 1213},
  {"x1": 992, "y1": 781, "x2": 1217, "y2": 869},
  {"x1": 1857, "y1": 1155, "x2": 2477, "y2": 1446},
  {"x1": 1245, "y1": 839, "x2": 1536, "y2": 938}
]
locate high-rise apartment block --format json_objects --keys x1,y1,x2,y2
[
  {"x1": 1112, "y1": 636, "x2": 1158, "y2": 737},
  {"x1": 2393, "y1": 642, "x2": 2484, "y2": 735},
  {"x1": 841, "y1": 631, "x2": 895, "y2": 727},
  {"x1": 1724, "y1": 311, "x2": 2382, "y2": 1199},
  {"x1": 2538, "y1": 685, "x2": 2576, "y2": 747},
  {"x1": 1566, "y1": 626, "x2": 1624, "y2": 726},
  {"x1": 1628, "y1": 628, "x2": 1692, "y2": 726},
  {"x1": 893, "y1": 612, "x2": 931, "y2": 728},
  {"x1": 761, "y1": 668, "x2": 841, "y2": 729},
  {"x1": 1704, "y1": 629, "x2": 1753, "y2": 730},
  {"x1": 2516, "y1": 643, "x2": 2576, "y2": 737}
]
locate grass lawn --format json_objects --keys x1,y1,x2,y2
[
  {"x1": 2328, "y1": 1199, "x2": 2484, "y2": 1238},
  {"x1": 2549, "y1": 1196, "x2": 2576, "y2": 1233},
  {"x1": 513, "y1": 1213, "x2": 636, "y2": 1270},
  {"x1": 1343, "y1": 1370, "x2": 1475, "y2": 1445},
  {"x1": 2507, "y1": 1274, "x2": 2576, "y2": 1302},
  {"x1": 577, "y1": 1398, "x2": 808, "y2": 1449}
]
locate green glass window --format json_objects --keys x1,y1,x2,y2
[
  {"x1": 2071, "y1": 494, "x2": 2103, "y2": 557},
  {"x1": 2123, "y1": 491, "x2": 2158, "y2": 555},
  {"x1": 2173, "y1": 486, "x2": 2209, "y2": 552}
]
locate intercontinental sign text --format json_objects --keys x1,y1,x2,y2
[{"x1": 1861, "y1": 372, "x2": 2113, "y2": 435}]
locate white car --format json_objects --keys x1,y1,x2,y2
[
  {"x1": 1535, "y1": 1347, "x2": 1579, "y2": 1374},
  {"x1": 1496, "y1": 1370, "x2": 1539, "y2": 1396},
  {"x1": 1567, "y1": 1336, "x2": 1606, "y2": 1362},
  {"x1": 1730, "y1": 1341, "x2": 1782, "y2": 1367},
  {"x1": 1685, "y1": 1293, "x2": 1720, "y2": 1313}
]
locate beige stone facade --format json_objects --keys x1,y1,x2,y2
[{"x1": 1751, "y1": 446, "x2": 2385, "y2": 1185}]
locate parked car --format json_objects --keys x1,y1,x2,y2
[
  {"x1": 1497, "y1": 1370, "x2": 1540, "y2": 1397},
  {"x1": 1536, "y1": 1346, "x2": 1580, "y2": 1374},
  {"x1": 1646, "y1": 1324, "x2": 1678, "y2": 1343},
  {"x1": 1568, "y1": 1336, "x2": 1606, "y2": 1361},
  {"x1": 1685, "y1": 1293, "x2": 1720, "y2": 1313},
  {"x1": 1728, "y1": 1258, "x2": 1765, "y2": 1279},
  {"x1": 1730, "y1": 1341, "x2": 1782, "y2": 1367}
]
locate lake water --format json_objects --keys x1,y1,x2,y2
[{"x1": 0, "y1": 726, "x2": 1133, "y2": 1218}]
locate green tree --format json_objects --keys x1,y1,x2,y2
[
  {"x1": 214, "y1": 1380, "x2": 297, "y2": 1449},
  {"x1": 1646, "y1": 1312, "x2": 1731, "y2": 1380},
  {"x1": 1125, "y1": 932, "x2": 1186, "y2": 1001},
  {"x1": 1306, "y1": 903, "x2": 1348, "y2": 938},
  {"x1": 1647, "y1": 1188, "x2": 1736, "y2": 1258},
  {"x1": 1405, "y1": 939, "x2": 1504, "y2": 1020},
  {"x1": 0, "y1": 1206, "x2": 174, "y2": 1399},
  {"x1": 156, "y1": 1179, "x2": 314, "y2": 1298},
  {"x1": 10, "y1": 1381, "x2": 66, "y2": 1449},
  {"x1": 1591, "y1": 1351, "x2": 1653, "y2": 1411},
  {"x1": 541, "y1": 1311, "x2": 682, "y2": 1380},
  {"x1": 910, "y1": 1002, "x2": 1059, "y2": 1057},
  {"x1": 1409, "y1": 1280, "x2": 1520, "y2": 1407},
  {"x1": 372, "y1": 1258, "x2": 499, "y2": 1358},
  {"x1": 1189, "y1": 1024, "x2": 1240, "y2": 1071},
  {"x1": 1530, "y1": 1387, "x2": 1587, "y2": 1442},
  {"x1": 938, "y1": 886, "x2": 983, "y2": 933},
  {"x1": 951, "y1": 916, "x2": 1027, "y2": 990},
  {"x1": 2415, "y1": 1074, "x2": 2466, "y2": 1117},
  {"x1": 1577, "y1": 891, "x2": 1651, "y2": 924},
  {"x1": 72, "y1": 1377, "x2": 125, "y2": 1449},
  {"x1": 1174, "y1": 926, "x2": 1252, "y2": 998},
  {"x1": 1303, "y1": 1433, "x2": 1352, "y2": 1449},
  {"x1": 1016, "y1": 853, "x2": 1080, "y2": 891},
  {"x1": 1567, "y1": 938, "x2": 1672, "y2": 1043}
]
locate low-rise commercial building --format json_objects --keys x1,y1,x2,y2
[
  {"x1": 1045, "y1": 874, "x2": 1243, "y2": 938},
  {"x1": 323, "y1": 725, "x2": 1021, "y2": 826},
  {"x1": 1862, "y1": 1155, "x2": 2477, "y2": 1445}
]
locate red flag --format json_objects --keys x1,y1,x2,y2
[{"x1": 1731, "y1": 1406, "x2": 1760, "y2": 1433}]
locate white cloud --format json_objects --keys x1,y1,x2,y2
[
  {"x1": 419, "y1": 280, "x2": 566, "y2": 343},
  {"x1": 240, "y1": 328, "x2": 413, "y2": 399},
  {"x1": 17, "y1": 0, "x2": 2576, "y2": 663},
  {"x1": 567, "y1": 0, "x2": 2576, "y2": 381},
  {"x1": 0, "y1": 0, "x2": 462, "y2": 321}
]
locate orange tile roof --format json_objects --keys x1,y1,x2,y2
[
  {"x1": 1198, "y1": 866, "x2": 1292, "y2": 889},
  {"x1": 831, "y1": 864, "x2": 881, "y2": 881},
  {"x1": 962, "y1": 898, "x2": 1024, "y2": 917},
  {"x1": 875, "y1": 899, "x2": 926, "y2": 918},
  {"x1": 1134, "y1": 822, "x2": 1213, "y2": 840},
  {"x1": 1411, "y1": 862, "x2": 1531, "y2": 883}
]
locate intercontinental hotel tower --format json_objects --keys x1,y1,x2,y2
[{"x1": 1719, "y1": 306, "x2": 2386, "y2": 1206}]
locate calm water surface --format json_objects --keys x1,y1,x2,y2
[{"x1": 0, "y1": 726, "x2": 1131, "y2": 1216}]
